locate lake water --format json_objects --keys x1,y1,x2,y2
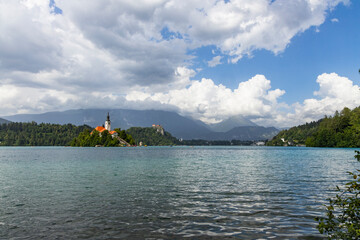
[{"x1": 0, "y1": 146, "x2": 358, "y2": 239}]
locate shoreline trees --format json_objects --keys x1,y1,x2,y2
[
  {"x1": 316, "y1": 151, "x2": 360, "y2": 238},
  {"x1": 267, "y1": 106, "x2": 360, "y2": 148},
  {"x1": 0, "y1": 122, "x2": 91, "y2": 146}
]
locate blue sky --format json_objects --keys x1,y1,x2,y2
[
  {"x1": 193, "y1": 1, "x2": 360, "y2": 104},
  {"x1": 0, "y1": 0, "x2": 359, "y2": 127}
]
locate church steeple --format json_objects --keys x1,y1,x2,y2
[{"x1": 105, "y1": 112, "x2": 111, "y2": 131}]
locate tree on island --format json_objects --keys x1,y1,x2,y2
[
  {"x1": 114, "y1": 128, "x2": 135, "y2": 145},
  {"x1": 316, "y1": 151, "x2": 360, "y2": 239},
  {"x1": 70, "y1": 128, "x2": 135, "y2": 147}
]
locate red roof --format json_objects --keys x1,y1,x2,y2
[
  {"x1": 91, "y1": 126, "x2": 118, "y2": 136},
  {"x1": 94, "y1": 126, "x2": 106, "y2": 132}
]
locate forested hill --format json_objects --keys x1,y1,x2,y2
[
  {"x1": 126, "y1": 127, "x2": 179, "y2": 146},
  {"x1": 267, "y1": 106, "x2": 360, "y2": 147},
  {"x1": 266, "y1": 120, "x2": 321, "y2": 146},
  {"x1": 0, "y1": 122, "x2": 92, "y2": 146}
]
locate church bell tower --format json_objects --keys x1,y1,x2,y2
[{"x1": 105, "y1": 112, "x2": 111, "y2": 131}]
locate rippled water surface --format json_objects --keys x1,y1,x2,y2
[{"x1": 0, "y1": 146, "x2": 358, "y2": 239}]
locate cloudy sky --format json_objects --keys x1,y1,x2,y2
[{"x1": 0, "y1": 0, "x2": 359, "y2": 127}]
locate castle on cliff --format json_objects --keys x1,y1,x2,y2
[{"x1": 152, "y1": 124, "x2": 164, "y2": 135}]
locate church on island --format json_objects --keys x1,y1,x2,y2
[{"x1": 92, "y1": 112, "x2": 118, "y2": 138}]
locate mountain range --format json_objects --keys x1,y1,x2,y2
[
  {"x1": 3, "y1": 109, "x2": 279, "y2": 140},
  {"x1": 208, "y1": 115, "x2": 257, "y2": 132},
  {"x1": 0, "y1": 118, "x2": 11, "y2": 124}
]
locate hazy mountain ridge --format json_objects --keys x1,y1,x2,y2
[
  {"x1": 0, "y1": 118, "x2": 11, "y2": 124},
  {"x1": 205, "y1": 126, "x2": 279, "y2": 141},
  {"x1": 4, "y1": 109, "x2": 279, "y2": 140},
  {"x1": 4, "y1": 109, "x2": 212, "y2": 139},
  {"x1": 208, "y1": 116, "x2": 257, "y2": 132}
]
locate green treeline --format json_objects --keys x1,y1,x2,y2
[
  {"x1": 70, "y1": 128, "x2": 135, "y2": 147},
  {"x1": 126, "y1": 127, "x2": 179, "y2": 146},
  {"x1": 306, "y1": 107, "x2": 360, "y2": 147},
  {"x1": 266, "y1": 120, "x2": 321, "y2": 146},
  {"x1": 0, "y1": 122, "x2": 92, "y2": 146},
  {"x1": 267, "y1": 106, "x2": 360, "y2": 147}
]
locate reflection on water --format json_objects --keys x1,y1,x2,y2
[{"x1": 0, "y1": 146, "x2": 357, "y2": 239}]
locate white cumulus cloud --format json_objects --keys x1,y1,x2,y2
[
  {"x1": 126, "y1": 74, "x2": 285, "y2": 123},
  {"x1": 125, "y1": 72, "x2": 360, "y2": 128},
  {"x1": 287, "y1": 73, "x2": 360, "y2": 123}
]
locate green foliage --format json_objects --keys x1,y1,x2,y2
[
  {"x1": 267, "y1": 120, "x2": 321, "y2": 146},
  {"x1": 268, "y1": 106, "x2": 360, "y2": 148},
  {"x1": 69, "y1": 127, "x2": 134, "y2": 147},
  {"x1": 306, "y1": 107, "x2": 360, "y2": 148},
  {"x1": 70, "y1": 128, "x2": 135, "y2": 147},
  {"x1": 0, "y1": 122, "x2": 91, "y2": 146},
  {"x1": 316, "y1": 151, "x2": 360, "y2": 239},
  {"x1": 126, "y1": 127, "x2": 179, "y2": 146},
  {"x1": 114, "y1": 128, "x2": 135, "y2": 145}
]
